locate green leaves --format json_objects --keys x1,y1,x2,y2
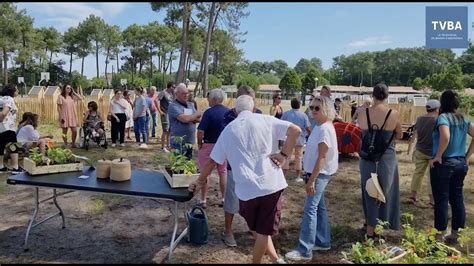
[
  {"x1": 46, "y1": 147, "x2": 75, "y2": 165},
  {"x1": 279, "y1": 69, "x2": 301, "y2": 94}
]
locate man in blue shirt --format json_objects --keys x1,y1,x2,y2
[
  {"x1": 168, "y1": 83, "x2": 202, "y2": 159},
  {"x1": 196, "y1": 88, "x2": 230, "y2": 210},
  {"x1": 281, "y1": 98, "x2": 312, "y2": 182}
]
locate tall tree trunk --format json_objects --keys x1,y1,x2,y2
[
  {"x1": 105, "y1": 48, "x2": 110, "y2": 85},
  {"x1": 81, "y1": 57, "x2": 85, "y2": 77},
  {"x1": 213, "y1": 50, "x2": 218, "y2": 75},
  {"x1": 95, "y1": 41, "x2": 100, "y2": 78},
  {"x1": 69, "y1": 52, "x2": 73, "y2": 74},
  {"x1": 49, "y1": 50, "x2": 53, "y2": 64},
  {"x1": 116, "y1": 50, "x2": 120, "y2": 74},
  {"x1": 184, "y1": 50, "x2": 190, "y2": 80},
  {"x1": 201, "y1": 2, "x2": 217, "y2": 97},
  {"x1": 3, "y1": 48, "x2": 8, "y2": 84},
  {"x1": 168, "y1": 52, "x2": 173, "y2": 76},
  {"x1": 150, "y1": 48, "x2": 153, "y2": 85},
  {"x1": 186, "y1": 51, "x2": 192, "y2": 80},
  {"x1": 194, "y1": 61, "x2": 204, "y2": 97},
  {"x1": 139, "y1": 58, "x2": 143, "y2": 75},
  {"x1": 175, "y1": 2, "x2": 192, "y2": 84}
]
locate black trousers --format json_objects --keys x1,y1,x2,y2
[
  {"x1": 111, "y1": 113, "x2": 126, "y2": 144},
  {"x1": 0, "y1": 130, "x2": 18, "y2": 155}
]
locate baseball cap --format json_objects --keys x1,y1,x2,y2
[{"x1": 426, "y1": 99, "x2": 440, "y2": 110}]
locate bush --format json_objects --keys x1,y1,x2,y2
[
  {"x1": 236, "y1": 74, "x2": 260, "y2": 91},
  {"x1": 90, "y1": 77, "x2": 107, "y2": 88},
  {"x1": 258, "y1": 73, "x2": 280, "y2": 85},
  {"x1": 208, "y1": 74, "x2": 222, "y2": 89},
  {"x1": 279, "y1": 69, "x2": 302, "y2": 95}
]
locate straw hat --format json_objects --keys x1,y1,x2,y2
[{"x1": 365, "y1": 173, "x2": 386, "y2": 203}]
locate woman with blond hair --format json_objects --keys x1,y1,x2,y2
[{"x1": 286, "y1": 96, "x2": 339, "y2": 261}]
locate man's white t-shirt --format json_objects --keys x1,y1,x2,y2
[
  {"x1": 210, "y1": 111, "x2": 291, "y2": 201},
  {"x1": 303, "y1": 121, "x2": 338, "y2": 175}
]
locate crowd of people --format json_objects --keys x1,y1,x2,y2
[{"x1": 0, "y1": 81, "x2": 473, "y2": 263}]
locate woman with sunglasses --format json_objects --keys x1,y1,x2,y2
[
  {"x1": 57, "y1": 84, "x2": 83, "y2": 148},
  {"x1": 270, "y1": 93, "x2": 283, "y2": 119},
  {"x1": 285, "y1": 96, "x2": 338, "y2": 261}
]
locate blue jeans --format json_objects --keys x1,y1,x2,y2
[
  {"x1": 295, "y1": 173, "x2": 332, "y2": 257},
  {"x1": 150, "y1": 112, "x2": 157, "y2": 137},
  {"x1": 134, "y1": 116, "x2": 147, "y2": 143},
  {"x1": 430, "y1": 157, "x2": 468, "y2": 231}
]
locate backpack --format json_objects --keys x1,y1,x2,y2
[{"x1": 359, "y1": 108, "x2": 395, "y2": 162}]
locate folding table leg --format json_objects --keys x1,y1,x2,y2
[
  {"x1": 167, "y1": 201, "x2": 189, "y2": 263},
  {"x1": 53, "y1": 189, "x2": 66, "y2": 229},
  {"x1": 23, "y1": 188, "x2": 68, "y2": 251},
  {"x1": 24, "y1": 187, "x2": 39, "y2": 251}
]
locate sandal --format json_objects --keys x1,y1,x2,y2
[{"x1": 405, "y1": 196, "x2": 418, "y2": 204}]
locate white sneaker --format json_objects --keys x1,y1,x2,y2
[
  {"x1": 285, "y1": 250, "x2": 312, "y2": 261},
  {"x1": 295, "y1": 177, "x2": 304, "y2": 182},
  {"x1": 139, "y1": 143, "x2": 148, "y2": 149},
  {"x1": 120, "y1": 143, "x2": 126, "y2": 147},
  {"x1": 273, "y1": 257, "x2": 287, "y2": 264},
  {"x1": 312, "y1": 246, "x2": 331, "y2": 251},
  {"x1": 162, "y1": 148, "x2": 170, "y2": 153},
  {"x1": 111, "y1": 144, "x2": 116, "y2": 148}
]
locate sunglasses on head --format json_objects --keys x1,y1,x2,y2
[{"x1": 309, "y1": 105, "x2": 321, "y2": 112}]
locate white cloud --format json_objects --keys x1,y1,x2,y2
[
  {"x1": 18, "y1": 3, "x2": 128, "y2": 32},
  {"x1": 348, "y1": 36, "x2": 393, "y2": 47}
]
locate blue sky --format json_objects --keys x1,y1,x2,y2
[{"x1": 16, "y1": 2, "x2": 474, "y2": 79}]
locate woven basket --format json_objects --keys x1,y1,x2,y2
[
  {"x1": 110, "y1": 158, "x2": 131, "y2": 182},
  {"x1": 96, "y1": 159, "x2": 112, "y2": 179}
]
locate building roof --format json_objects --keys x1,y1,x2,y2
[
  {"x1": 44, "y1": 86, "x2": 60, "y2": 96},
  {"x1": 314, "y1": 85, "x2": 427, "y2": 94},
  {"x1": 259, "y1": 84, "x2": 281, "y2": 92},
  {"x1": 465, "y1": 88, "x2": 474, "y2": 95}
]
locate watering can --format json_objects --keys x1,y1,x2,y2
[{"x1": 186, "y1": 206, "x2": 208, "y2": 245}]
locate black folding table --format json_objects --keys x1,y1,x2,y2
[{"x1": 6, "y1": 167, "x2": 194, "y2": 262}]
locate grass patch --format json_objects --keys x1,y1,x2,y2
[{"x1": 88, "y1": 194, "x2": 125, "y2": 215}]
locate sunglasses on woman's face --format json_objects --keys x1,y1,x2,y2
[{"x1": 309, "y1": 105, "x2": 321, "y2": 112}]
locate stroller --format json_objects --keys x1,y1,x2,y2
[{"x1": 79, "y1": 120, "x2": 108, "y2": 151}]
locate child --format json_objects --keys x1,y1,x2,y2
[{"x1": 17, "y1": 112, "x2": 53, "y2": 155}]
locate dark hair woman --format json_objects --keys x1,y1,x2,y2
[
  {"x1": 429, "y1": 89, "x2": 474, "y2": 243},
  {"x1": 57, "y1": 84, "x2": 83, "y2": 148},
  {"x1": 0, "y1": 84, "x2": 21, "y2": 173},
  {"x1": 17, "y1": 112, "x2": 53, "y2": 155},
  {"x1": 109, "y1": 89, "x2": 130, "y2": 147},
  {"x1": 270, "y1": 93, "x2": 283, "y2": 119}
]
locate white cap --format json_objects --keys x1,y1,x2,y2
[{"x1": 426, "y1": 99, "x2": 440, "y2": 110}]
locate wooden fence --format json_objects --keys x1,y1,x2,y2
[
  {"x1": 16, "y1": 95, "x2": 425, "y2": 127},
  {"x1": 16, "y1": 95, "x2": 111, "y2": 126},
  {"x1": 339, "y1": 101, "x2": 426, "y2": 125}
]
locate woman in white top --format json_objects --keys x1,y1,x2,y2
[
  {"x1": 17, "y1": 112, "x2": 52, "y2": 155},
  {"x1": 109, "y1": 89, "x2": 129, "y2": 147},
  {"x1": 286, "y1": 96, "x2": 339, "y2": 261},
  {"x1": 0, "y1": 84, "x2": 21, "y2": 173}
]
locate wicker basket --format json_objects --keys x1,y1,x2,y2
[
  {"x1": 110, "y1": 158, "x2": 131, "y2": 182},
  {"x1": 96, "y1": 159, "x2": 112, "y2": 179}
]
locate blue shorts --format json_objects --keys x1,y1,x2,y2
[{"x1": 224, "y1": 170, "x2": 239, "y2": 214}]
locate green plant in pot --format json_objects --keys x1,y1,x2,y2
[{"x1": 166, "y1": 136, "x2": 198, "y2": 176}]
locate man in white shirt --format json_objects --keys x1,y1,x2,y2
[{"x1": 189, "y1": 95, "x2": 301, "y2": 264}]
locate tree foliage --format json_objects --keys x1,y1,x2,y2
[
  {"x1": 279, "y1": 69, "x2": 302, "y2": 94},
  {"x1": 236, "y1": 74, "x2": 260, "y2": 91}
]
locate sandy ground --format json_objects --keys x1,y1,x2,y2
[{"x1": 0, "y1": 139, "x2": 473, "y2": 264}]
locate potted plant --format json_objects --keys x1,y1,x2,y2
[
  {"x1": 161, "y1": 136, "x2": 199, "y2": 188},
  {"x1": 22, "y1": 143, "x2": 83, "y2": 175}
]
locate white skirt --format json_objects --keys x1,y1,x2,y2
[{"x1": 125, "y1": 108, "x2": 134, "y2": 128}]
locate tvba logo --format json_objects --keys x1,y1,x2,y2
[
  {"x1": 431, "y1": 21, "x2": 462, "y2": 31},
  {"x1": 426, "y1": 6, "x2": 468, "y2": 48}
]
